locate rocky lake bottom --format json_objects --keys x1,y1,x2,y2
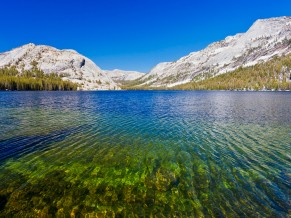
[{"x1": 0, "y1": 91, "x2": 290, "y2": 217}]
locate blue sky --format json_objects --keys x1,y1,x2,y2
[{"x1": 0, "y1": 0, "x2": 290, "y2": 72}]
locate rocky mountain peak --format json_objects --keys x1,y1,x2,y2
[
  {"x1": 0, "y1": 44, "x2": 119, "y2": 90},
  {"x1": 139, "y1": 16, "x2": 291, "y2": 87},
  {"x1": 104, "y1": 69, "x2": 144, "y2": 82}
]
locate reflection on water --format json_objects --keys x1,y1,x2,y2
[{"x1": 0, "y1": 91, "x2": 290, "y2": 217}]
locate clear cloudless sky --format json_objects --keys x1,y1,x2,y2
[{"x1": 0, "y1": 0, "x2": 290, "y2": 72}]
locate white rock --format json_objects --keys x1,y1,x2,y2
[
  {"x1": 0, "y1": 43, "x2": 119, "y2": 90},
  {"x1": 140, "y1": 16, "x2": 291, "y2": 87},
  {"x1": 105, "y1": 69, "x2": 144, "y2": 81}
]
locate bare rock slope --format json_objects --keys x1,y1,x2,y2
[
  {"x1": 0, "y1": 43, "x2": 119, "y2": 90},
  {"x1": 140, "y1": 16, "x2": 291, "y2": 87},
  {"x1": 105, "y1": 69, "x2": 144, "y2": 82}
]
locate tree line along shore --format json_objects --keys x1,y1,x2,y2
[
  {"x1": 1, "y1": 54, "x2": 291, "y2": 91},
  {"x1": 0, "y1": 63, "x2": 78, "y2": 91}
]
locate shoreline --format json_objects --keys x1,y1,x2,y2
[{"x1": 1, "y1": 89, "x2": 290, "y2": 92}]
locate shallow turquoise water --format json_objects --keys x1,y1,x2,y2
[{"x1": 0, "y1": 91, "x2": 290, "y2": 217}]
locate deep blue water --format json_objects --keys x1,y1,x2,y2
[{"x1": 0, "y1": 91, "x2": 290, "y2": 217}]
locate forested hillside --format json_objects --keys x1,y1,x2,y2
[
  {"x1": 173, "y1": 54, "x2": 291, "y2": 91},
  {"x1": 123, "y1": 54, "x2": 291, "y2": 91},
  {"x1": 1, "y1": 54, "x2": 290, "y2": 91},
  {"x1": 0, "y1": 64, "x2": 78, "y2": 91}
]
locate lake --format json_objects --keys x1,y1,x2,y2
[{"x1": 0, "y1": 91, "x2": 290, "y2": 217}]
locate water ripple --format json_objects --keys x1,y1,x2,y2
[{"x1": 0, "y1": 91, "x2": 290, "y2": 217}]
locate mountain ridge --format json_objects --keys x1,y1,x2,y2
[
  {"x1": 138, "y1": 16, "x2": 291, "y2": 87},
  {"x1": 0, "y1": 43, "x2": 119, "y2": 90},
  {"x1": 0, "y1": 16, "x2": 290, "y2": 90},
  {"x1": 105, "y1": 69, "x2": 144, "y2": 82}
]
